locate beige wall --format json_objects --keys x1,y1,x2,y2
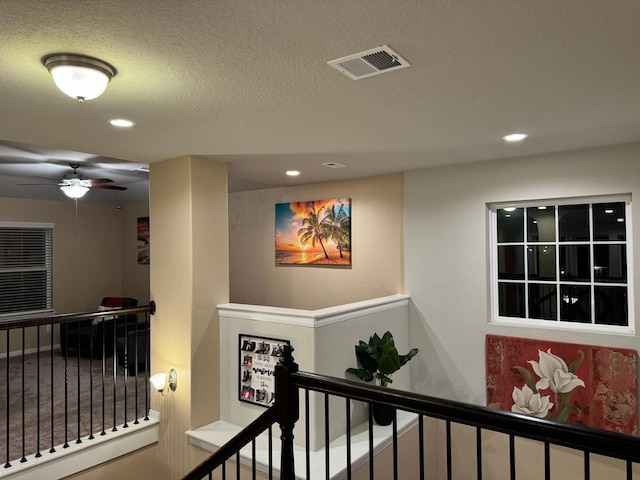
[
  {"x1": 1, "y1": 196, "x2": 149, "y2": 313},
  {"x1": 149, "y1": 156, "x2": 228, "y2": 479},
  {"x1": 228, "y1": 174, "x2": 404, "y2": 309},
  {"x1": 0, "y1": 196, "x2": 149, "y2": 351}
]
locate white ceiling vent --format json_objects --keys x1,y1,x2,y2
[{"x1": 328, "y1": 45, "x2": 410, "y2": 80}]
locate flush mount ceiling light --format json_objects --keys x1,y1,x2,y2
[
  {"x1": 286, "y1": 170, "x2": 300, "y2": 177},
  {"x1": 502, "y1": 133, "x2": 529, "y2": 143},
  {"x1": 42, "y1": 53, "x2": 117, "y2": 103}
]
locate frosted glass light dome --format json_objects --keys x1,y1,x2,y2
[{"x1": 43, "y1": 54, "x2": 117, "y2": 103}]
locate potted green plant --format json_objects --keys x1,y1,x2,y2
[{"x1": 345, "y1": 331, "x2": 419, "y2": 425}]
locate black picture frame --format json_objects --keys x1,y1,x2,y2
[{"x1": 238, "y1": 334, "x2": 290, "y2": 407}]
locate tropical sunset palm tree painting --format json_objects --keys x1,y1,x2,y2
[{"x1": 275, "y1": 198, "x2": 351, "y2": 265}]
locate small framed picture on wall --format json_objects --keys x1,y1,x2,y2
[
  {"x1": 238, "y1": 334, "x2": 290, "y2": 407},
  {"x1": 137, "y1": 216, "x2": 150, "y2": 265}
]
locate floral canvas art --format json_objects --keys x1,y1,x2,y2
[{"x1": 486, "y1": 335, "x2": 637, "y2": 434}]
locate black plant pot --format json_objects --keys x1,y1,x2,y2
[{"x1": 372, "y1": 402, "x2": 395, "y2": 426}]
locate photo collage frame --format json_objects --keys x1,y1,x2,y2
[{"x1": 239, "y1": 334, "x2": 290, "y2": 408}]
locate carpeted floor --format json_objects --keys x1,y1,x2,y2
[{"x1": 0, "y1": 349, "x2": 149, "y2": 465}]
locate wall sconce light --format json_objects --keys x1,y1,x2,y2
[
  {"x1": 42, "y1": 53, "x2": 117, "y2": 103},
  {"x1": 150, "y1": 368, "x2": 178, "y2": 395}
]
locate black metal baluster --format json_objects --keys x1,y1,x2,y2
[
  {"x1": 584, "y1": 451, "x2": 590, "y2": 480},
  {"x1": 368, "y1": 404, "x2": 374, "y2": 480},
  {"x1": 5, "y1": 330, "x2": 11, "y2": 468},
  {"x1": 133, "y1": 313, "x2": 140, "y2": 424},
  {"x1": 35, "y1": 325, "x2": 42, "y2": 458},
  {"x1": 112, "y1": 319, "x2": 117, "y2": 432},
  {"x1": 476, "y1": 426, "x2": 482, "y2": 480},
  {"x1": 236, "y1": 452, "x2": 240, "y2": 479},
  {"x1": 324, "y1": 393, "x2": 330, "y2": 480},
  {"x1": 544, "y1": 441, "x2": 550, "y2": 480},
  {"x1": 268, "y1": 425, "x2": 273, "y2": 480},
  {"x1": 63, "y1": 324, "x2": 70, "y2": 448},
  {"x1": 144, "y1": 311, "x2": 150, "y2": 421},
  {"x1": 123, "y1": 313, "x2": 129, "y2": 428},
  {"x1": 305, "y1": 389, "x2": 310, "y2": 480},
  {"x1": 49, "y1": 324, "x2": 56, "y2": 453},
  {"x1": 222, "y1": 460, "x2": 226, "y2": 479},
  {"x1": 446, "y1": 420, "x2": 451, "y2": 480},
  {"x1": 419, "y1": 416, "x2": 424, "y2": 480},
  {"x1": 20, "y1": 328, "x2": 27, "y2": 462},
  {"x1": 76, "y1": 323, "x2": 82, "y2": 444},
  {"x1": 392, "y1": 409, "x2": 398, "y2": 480},
  {"x1": 101, "y1": 324, "x2": 106, "y2": 436},
  {"x1": 626, "y1": 459, "x2": 632, "y2": 480},
  {"x1": 346, "y1": 398, "x2": 351, "y2": 480},
  {"x1": 251, "y1": 438, "x2": 256, "y2": 480},
  {"x1": 88, "y1": 328, "x2": 94, "y2": 440},
  {"x1": 509, "y1": 433, "x2": 515, "y2": 480}
]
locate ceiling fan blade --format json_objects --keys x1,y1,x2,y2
[
  {"x1": 18, "y1": 183, "x2": 61, "y2": 186},
  {"x1": 32, "y1": 175, "x2": 60, "y2": 182},
  {"x1": 92, "y1": 184, "x2": 127, "y2": 191},
  {"x1": 88, "y1": 178, "x2": 114, "y2": 185}
]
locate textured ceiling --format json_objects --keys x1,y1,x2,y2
[{"x1": 0, "y1": 1, "x2": 639, "y2": 204}]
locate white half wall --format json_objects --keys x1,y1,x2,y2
[
  {"x1": 404, "y1": 142, "x2": 640, "y2": 405},
  {"x1": 217, "y1": 295, "x2": 412, "y2": 451}
]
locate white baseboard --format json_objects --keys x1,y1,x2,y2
[{"x1": 0, "y1": 411, "x2": 159, "y2": 480}]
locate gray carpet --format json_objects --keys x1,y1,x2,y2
[{"x1": 0, "y1": 350, "x2": 149, "y2": 465}]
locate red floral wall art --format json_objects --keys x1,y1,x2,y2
[{"x1": 486, "y1": 335, "x2": 637, "y2": 434}]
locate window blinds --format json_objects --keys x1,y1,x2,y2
[{"x1": 0, "y1": 224, "x2": 53, "y2": 317}]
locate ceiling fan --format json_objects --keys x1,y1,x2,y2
[{"x1": 19, "y1": 162, "x2": 127, "y2": 199}]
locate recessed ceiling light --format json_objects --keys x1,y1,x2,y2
[
  {"x1": 109, "y1": 118, "x2": 136, "y2": 128},
  {"x1": 286, "y1": 170, "x2": 300, "y2": 177},
  {"x1": 502, "y1": 133, "x2": 528, "y2": 142},
  {"x1": 605, "y1": 209, "x2": 614, "y2": 214}
]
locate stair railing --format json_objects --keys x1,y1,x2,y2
[
  {"x1": 183, "y1": 345, "x2": 640, "y2": 479},
  {"x1": 0, "y1": 301, "x2": 155, "y2": 469}
]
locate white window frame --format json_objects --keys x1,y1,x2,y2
[
  {"x1": 488, "y1": 195, "x2": 634, "y2": 334},
  {"x1": 0, "y1": 221, "x2": 54, "y2": 320}
]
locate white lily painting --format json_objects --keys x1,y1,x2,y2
[
  {"x1": 512, "y1": 348, "x2": 585, "y2": 422},
  {"x1": 486, "y1": 335, "x2": 638, "y2": 434}
]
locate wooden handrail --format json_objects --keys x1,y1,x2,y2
[
  {"x1": 291, "y1": 370, "x2": 640, "y2": 463},
  {"x1": 0, "y1": 301, "x2": 156, "y2": 330},
  {"x1": 182, "y1": 407, "x2": 278, "y2": 480},
  {"x1": 183, "y1": 348, "x2": 640, "y2": 479}
]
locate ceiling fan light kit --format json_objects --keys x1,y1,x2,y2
[
  {"x1": 42, "y1": 53, "x2": 117, "y2": 103},
  {"x1": 60, "y1": 181, "x2": 90, "y2": 199},
  {"x1": 18, "y1": 162, "x2": 127, "y2": 199}
]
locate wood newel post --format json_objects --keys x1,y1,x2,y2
[{"x1": 275, "y1": 344, "x2": 299, "y2": 480}]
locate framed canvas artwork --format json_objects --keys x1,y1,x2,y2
[
  {"x1": 486, "y1": 334, "x2": 637, "y2": 434},
  {"x1": 275, "y1": 198, "x2": 351, "y2": 266},
  {"x1": 137, "y1": 217, "x2": 150, "y2": 265}
]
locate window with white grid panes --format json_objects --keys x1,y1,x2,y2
[{"x1": 490, "y1": 198, "x2": 632, "y2": 329}]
